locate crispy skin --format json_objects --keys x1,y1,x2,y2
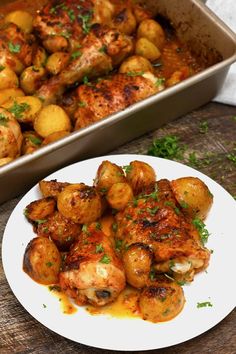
[
  {"x1": 74, "y1": 73, "x2": 158, "y2": 129},
  {"x1": 59, "y1": 226, "x2": 126, "y2": 306},
  {"x1": 39, "y1": 179, "x2": 70, "y2": 198},
  {"x1": 115, "y1": 179, "x2": 210, "y2": 269}
]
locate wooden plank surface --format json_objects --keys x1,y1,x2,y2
[{"x1": 0, "y1": 102, "x2": 236, "y2": 354}]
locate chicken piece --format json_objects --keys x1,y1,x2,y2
[
  {"x1": 0, "y1": 23, "x2": 34, "y2": 73},
  {"x1": 74, "y1": 72, "x2": 160, "y2": 129},
  {"x1": 35, "y1": 25, "x2": 133, "y2": 105},
  {"x1": 115, "y1": 179, "x2": 210, "y2": 279},
  {"x1": 59, "y1": 225, "x2": 126, "y2": 306}
]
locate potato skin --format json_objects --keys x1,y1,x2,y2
[
  {"x1": 2, "y1": 96, "x2": 42, "y2": 124},
  {"x1": 20, "y1": 66, "x2": 47, "y2": 95},
  {"x1": 94, "y1": 160, "x2": 126, "y2": 195},
  {"x1": 0, "y1": 88, "x2": 25, "y2": 105},
  {"x1": 25, "y1": 197, "x2": 56, "y2": 222},
  {"x1": 57, "y1": 183, "x2": 103, "y2": 224},
  {"x1": 46, "y1": 52, "x2": 70, "y2": 75},
  {"x1": 135, "y1": 37, "x2": 161, "y2": 62},
  {"x1": 42, "y1": 130, "x2": 70, "y2": 146},
  {"x1": 119, "y1": 55, "x2": 153, "y2": 74},
  {"x1": 33, "y1": 105, "x2": 71, "y2": 138},
  {"x1": 125, "y1": 160, "x2": 156, "y2": 195},
  {"x1": 170, "y1": 177, "x2": 213, "y2": 220},
  {"x1": 139, "y1": 281, "x2": 185, "y2": 322},
  {"x1": 137, "y1": 19, "x2": 165, "y2": 50},
  {"x1": 0, "y1": 109, "x2": 23, "y2": 158},
  {"x1": 23, "y1": 236, "x2": 61, "y2": 284},
  {"x1": 106, "y1": 182, "x2": 133, "y2": 210},
  {"x1": 39, "y1": 180, "x2": 70, "y2": 198},
  {"x1": 122, "y1": 243, "x2": 152, "y2": 288},
  {"x1": 0, "y1": 67, "x2": 19, "y2": 90},
  {"x1": 32, "y1": 46, "x2": 47, "y2": 67},
  {"x1": 5, "y1": 10, "x2": 33, "y2": 34}
]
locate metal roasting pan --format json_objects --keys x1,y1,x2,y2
[{"x1": 0, "y1": 0, "x2": 236, "y2": 204}]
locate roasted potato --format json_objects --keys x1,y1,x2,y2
[
  {"x1": 119, "y1": 55, "x2": 153, "y2": 74},
  {"x1": 122, "y1": 243, "x2": 152, "y2": 288},
  {"x1": 4, "y1": 10, "x2": 33, "y2": 34},
  {"x1": 20, "y1": 66, "x2": 47, "y2": 95},
  {"x1": 39, "y1": 180, "x2": 70, "y2": 198},
  {"x1": 112, "y1": 8, "x2": 137, "y2": 35},
  {"x1": 0, "y1": 67, "x2": 19, "y2": 90},
  {"x1": 21, "y1": 131, "x2": 42, "y2": 155},
  {"x1": 139, "y1": 281, "x2": 185, "y2": 322},
  {"x1": 33, "y1": 46, "x2": 47, "y2": 67},
  {"x1": 170, "y1": 177, "x2": 213, "y2": 220},
  {"x1": 0, "y1": 88, "x2": 25, "y2": 105},
  {"x1": 137, "y1": 19, "x2": 165, "y2": 50},
  {"x1": 57, "y1": 183, "x2": 103, "y2": 224},
  {"x1": 33, "y1": 105, "x2": 71, "y2": 138},
  {"x1": 43, "y1": 36, "x2": 68, "y2": 54},
  {"x1": 2, "y1": 96, "x2": 42, "y2": 124},
  {"x1": 94, "y1": 160, "x2": 126, "y2": 195},
  {"x1": 106, "y1": 182, "x2": 133, "y2": 210},
  {"x1": 37, "y1": 211, "x2": 81, "y2": 251},
  {"x1": 23, "y1": 236, "x2": 61, "y2": 284},
  {"x1": 42, "y1": 130, "x2": 70, "y2": 146},
  {"x1": 135, "y1": 37, "x2": 161, "y2": 62},
  {"x1": 125, "y1": 160, "x2": 156, "y2": 195},
  {"x1": 24, "y1": 197, "x2": 56, "y2": 223},
  {"x1": 0, "y1": 49, "x2": 25, "y2": 75},
  {"x1": 46, "y1": 52, "x2": 70, "y2": 75},
  {"x1": 0, "y1": 108, "x2": 23, "y2": 159}
]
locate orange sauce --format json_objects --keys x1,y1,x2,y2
[
  {"x1": 48, "y1": 286, "x2": 77, "y2": 315},
  {"x1": 0, "y1": 0, "x2": 47, "y2": 16}
]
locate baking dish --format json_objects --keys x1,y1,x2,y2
[{"x1": 0, "y1": 0, "x2": 236, "y2": 204}]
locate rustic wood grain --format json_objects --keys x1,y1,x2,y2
[{"x1": 0, "y1": 102, "x2": 236, "y2": 354}]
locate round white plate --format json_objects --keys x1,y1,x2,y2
[{"x1": 2, "y1": 154, "x2": 236, "y2": 351}]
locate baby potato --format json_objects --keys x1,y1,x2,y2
[
  {"x1": 39, "y1": 180, "x2": 70, "y2": 198},
  {"x1": 24, "y1": 197, "x2": 56, "y2": 223},
  {"x1": 106, "y1": 182, "x2": 133, "y2": 210},
  {"x1": 119, "y1": 55, "x2": 153, "y2": 74},
  {"x1": 57, "y1": 183, "x2": 103, "y2": 224},
  {"x1": 94, "y1": 160, "x2": 126, "y2": 195},
  {"x1": 0, "y1": 67, "x2": 19, "y2": 90},
  {"x1": 170, "y1": 177, "x2": 213, "y2": 220},
  {"x1": 139, "y1": 281, "x2": 185, "y2": 322},
  {"x1": 43, "y1": 36, "x2": 68, "y2": 53},
  {"x1": 137, "y1": 19, "x2": 165, "y2": 50},
  {"x1": 125, "y1": 160, "x2": 156, "y2": 195},
  {"x1": 3, "y1": 96, "x2": 42, "y2": 124},
  {"x1": 42, "y1": 130, "x2": 70, "y2": 146},
  {"x1": 34, "y1": 105, "x2": 71, "y2": 138},
  {"x1": 4, "y1": 10, "x2": 33, "y2": 34},
  {"x1": 112, "y1": 8, "x2": 137, "y2": 35},
  {"x1": 37, "y1": 211, "x2": 81, "y2": 251},
  {"x1": 20, "y1": 66, "x2": 47, "y2": 95},
  {"x1": 21, "y1": 131, "x2": 42, "y2": 155},
  {"x1": 0, "y1": 88, "x2": 25, "y2": 105},
  {"x1": 0, "y1": 108, "x2": 23, "y2": 158},
  {"x1": 0, "y1": 157, "x2": 13, "y2": 166},
  {"x1": 135, "y1": 37, "x2": 161, "y2": 62},
  {"x1": 33, "y1": 46, "x2": 47, "y2": 67},
  {"x1": 23, "y1": 236, "x2": 61, "y2": 285},
  {"x1": 122, "y1": 243, "x2": 152, "y2": 288},
  {"x1": 46, "y1": 52, "x2": 70, "y2": 75}
]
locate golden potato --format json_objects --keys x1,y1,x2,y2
[
  {"x1": 0, "y1": 67, "x2": 19, "y2": 90},
  {"x1": 0, "y1": 88, "x2": 25, "y2": 105},
  {"x1": 37, "y1": 211, "x2": 81, "y2": 251},
  {"x1": 24, "y1": 197, "x2": 56, "y2": 222},
  {"x1": 122, "y1": 243, "x2": 152, "y2": 288},
  {"x1": 46, "y1": 52, "x2": 70, "y2": 75},
  {"x1": 106, "y1": 182, "x2": 133, "y2": 210},
  {"x1": 137, "y1": 19, "x2": 165, "y2": 50},
  {"x1": 170, "y1": 177, "x2": 213, "y2": 220},
  {"x1": 20, "y1": 66, "x2": 47, "y2": 95},
  {"x1": 23, "y1": 236, "x2": 61, "y2": 284},
  {"x1": 33, "y1": 46, "x2": 47, "y2": 67},
  {"x1": 135, "y1": 37, "x2": 161, "y2": 62},
  {"x1": 94, "y1": 160, "x2": 126, "y2": 194},
  {"x1": 43, "y1": 36, "x2": 68, "y2": 54},
  {"x1": 119, "y1": 55, "x2": 153, "y2": 75},
  {"x1": 139, "y1": 281, "x2": 185, "y2": 322},
  {"x1": 39, "y1": 180, "x2": 70, "y2": 198},
  {"x1": 125, "y1": 160, "x2": 156, "y2": 195},
  {"x1": 42, "y1": 130, "x2": 70, "y2": 146},
  {"x1": 0, "y1": 108, "x2": 23, "y2": 158},
  {"x1": 3, "y1": 96, "x2": 42, "y2": 124},
  {"x1": 0, "y1": 157, "x2": 13, "y2": 167},
  {"x1": 21, "y1": 131, "x2": 42, "y2": 155},
  {"x1": 0, "y1": 49, "x2": 25, "y2": 74},
  {"x1": 112, "y1": 8, "x2": 137, "y2": 35},
  {"x1": 33, "y1": 105, "x2": 71, "y2": 138},
  {"x1": 4, "y1": 10, "x2": 33, "y2": 33},
  {"x1": 57, "y1": 183, "x2": 103, "y2": 224}
]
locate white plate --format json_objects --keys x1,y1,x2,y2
[{"x1": 2, "y1": 154, "x2": 236, "y2": 351}]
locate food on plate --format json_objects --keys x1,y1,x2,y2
[
  {"x1": 2, "y1": 96, "x2": 43, "y2": 124},
  {"x1": 0, "y1": 0, "x2": 207, "y2": 166},
  {"x1": 22, "y1": 159, "x2": 213, "y2": 323}
]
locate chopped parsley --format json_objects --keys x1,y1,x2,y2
[
  {"x1": 95, "y1": 243, "x2": 104, "y2": 253},
  {"x1": 122, "y1": 165, "x2": 132, "y2": 174},
  {"x1": 147, "y1": 135, "x2": 185, "y2": 160},
  {"x1": 227, "y1": 152, "x2": 236, "y2": 165},
  {"x1": 78, "y1": 12, "x2": 93, "y2": 34},
  {"x1": 155, "y1": 77, "x2": 165, "y2": 87},
  {"x1": 8, "y1": 102, "x2": 30, "y2": 120},
  {"x1": 0, "y1": 65, "x2": 5, "y2": 71},
  {"x1": 28, "y1": 135, "x2": 42, "y2": 146},
  {"x1": 35, "y1": 219, "x2": 47, "y2": 224},
  {"x1": 46, "y1": 262, "x2": 53, "y2": 267},
  {"x1": 8, "y1": 42, "x2": 21, "y2": 53},
  {"x1": 99, "y1": 254, "x2": 110, "y2": 264},
  {"x1": 70, "y1": 50, "x2": 82, "y2": 60},
  {"x1": 98, "y1": 45, "x2": 107, "y2": 53},
  {"x1": 197, "y1": 301, "x2": 213, "y2": 308},
  {"x1": 78, "y1": 101, "x2": 86, "y2": 107},
  {"x1": 0, "y1": 113, "x2": 9, "y2": 126},
  {"x1": 126, "y1": 71, "x2": 144, "y2": 77},
  {"x1": 192, "y1": 218, "x2": 210, "y2": 244},
  {"x1": 199, "y1": 120, "x2": 209, "y2": 134}
]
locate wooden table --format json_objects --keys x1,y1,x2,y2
[{"x1": 1, "y1": 102, "x2": 236, "y2": 354}]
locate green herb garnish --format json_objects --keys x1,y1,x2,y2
[
  {"x1": 8, "y1": 42, "x2": 21, "y2": 53},
  {"x1": 100, "y1": 254, "x2": 110, "y2": 264},
  {"x1": 197, "y1": 301, "x2": 213, "y2": 308},
  {"x1": 192, "y1": 217, "x2": 210, "y2": 244},
  {"x1": 147, "y1": 135, "x2": 185, "y2": 160},
  {"x1": 8, "y1": 101, "x2": 30, "y2": 120},
  {"x1": 0, "y1": 113, "x2": 9, "y2": 126}
]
